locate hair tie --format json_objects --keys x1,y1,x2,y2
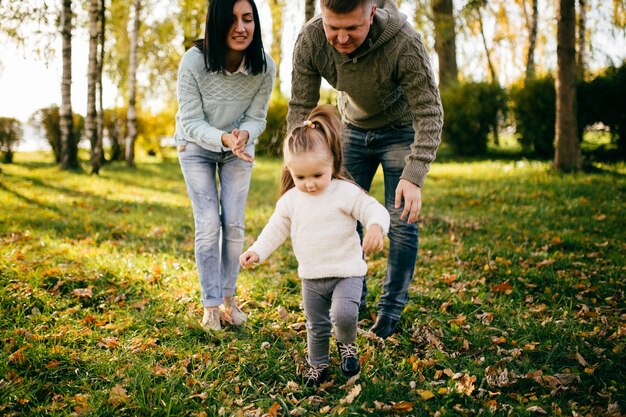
[{"x1": 303, "y1": 120, "x2": 315, "y2": 128}]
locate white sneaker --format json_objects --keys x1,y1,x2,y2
[
  {"x1": 223, "y1": 296, "x2": 247, "y2": 326},
  {"x1": 202, "y1": 307, "x2": 221, "y2": 331}
]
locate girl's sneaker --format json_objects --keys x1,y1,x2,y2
[
  {"x1": 202, "y1": 307, "x2": 221, "y2": 331},
  {"x1": 337, "y1": 342, "x2": 360, "y2": 376},
  {"x1": 223, "y1": 296, "x2": 247, "y2": 326},
  {"x1": 303, "y1": 363, "x2": 329, "y2": 387}
]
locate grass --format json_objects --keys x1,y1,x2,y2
[{"x1": 1, "y1": 150, "x2": 625, "y2": 416}]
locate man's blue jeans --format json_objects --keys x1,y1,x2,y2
[
  {"x1": 343, "y1": 123, "x2": 418, "y2": 321},
  {"x1": 178, "y1": 141, "x2": 254, "y2": 307}
]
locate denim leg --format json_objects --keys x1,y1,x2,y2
[
  {"x1": 178, "y1": 142, "x2": 222, "y2": 307},
  {"x1": 218, "y1": 146, "x2": 254, "y2": 298},
  {"x1": 343, "y1": 124, "x2": 418, "y2": 321},
  {"x1": 379, "y1": 141, "x2": 418, "y2": 320},
  {"x1": 301, "y1": 279, "x2": 332, "y2": 366},
  {"x1": 330, "y1": 277, "x2": 362, "y2": 344},
  {"x1": 342, "y1": 128, "x2": 379, "y2": 307}
]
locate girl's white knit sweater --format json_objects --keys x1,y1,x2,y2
[{"x1": 249, "y1": 179, "x2": 390, "y2": 279}]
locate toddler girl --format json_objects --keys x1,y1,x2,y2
[{"x1": 240, "y1": 104, "x2": 390, "y2": 386}]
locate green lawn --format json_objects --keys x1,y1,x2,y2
[{"x1": 1, "y1": 152, "x2": 625, "y2": 416}]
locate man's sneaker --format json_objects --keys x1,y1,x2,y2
[
  {"x1": 223, "y1": 296, "x2": 247, "y2": 326},
  {"x1": 370, "y1": 315, "x2": 398, "y2": 339},
  {"x1": 202, "y1": 307, "x2": 222, "y2": 331},
  {"x1": 302, "y1": 363, "x2": 329, "y2": 387},
  {"x1": 337, "y1": 343, "x2": 360, "y2": 376}
]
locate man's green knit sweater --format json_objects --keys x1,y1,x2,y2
[{"x1": 287, "y1": 0, "x2": 443, "y2": 187}]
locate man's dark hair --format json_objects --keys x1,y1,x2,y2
[
  {"x1": 193, "y1": 0, "x2": 267, "y2": 75},
  {"x1": 320, "y1": 0, "x2": 373, "y2": 13}
]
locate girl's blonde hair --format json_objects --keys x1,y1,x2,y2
[{"x1": 280, "y1": 104, "x2": 352, "y2": 195}]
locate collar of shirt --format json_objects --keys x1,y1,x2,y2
[{"x1": 225, "y1": 57, "x2": 249, "y2": 76}]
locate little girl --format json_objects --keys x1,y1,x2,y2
[{"x1": 240, "y1": 104, "x2": 390, "y2": 386}]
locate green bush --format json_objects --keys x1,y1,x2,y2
[
  {"x1": 30, "y1": 106, "x2": 85, "y2": 163},
  {"x1": 256, "y1": 91, "x2": 288, "y2": 157},
  {"x1": 509, "y1": 76, "x2": 556, "y2": 158},
  {"x1": 579, "y1": 63, "x2": 626, "y2": 157},
  {"x1": 0, "y1": 117, "x2": 23, "y2": 163},
  {"x1": 440, "y1": 82, "x2": 506, "y2": 156}
]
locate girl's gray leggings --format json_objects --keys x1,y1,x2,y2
[{"x1": 301, "y1": 276, "x2": 362, "y2": 366}]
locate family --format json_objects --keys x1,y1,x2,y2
[{"x1": 175, "y1": 0, "x2": 443, "y2": 387}]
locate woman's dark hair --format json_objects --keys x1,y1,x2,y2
[{"x1": 193, "y1": 0, "x2": 267, "y2": 75}]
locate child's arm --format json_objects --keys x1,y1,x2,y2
[
  {"x1": 240, "y1": 196, "x2": 291, "y2": 267},
  {"x1": 362, "y1": 224, "x2": 384, "y2": 253},
  {"x1": 240, "y1": 250, "x2": 260, "y2": 268}
]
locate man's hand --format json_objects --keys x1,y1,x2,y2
[
  {"x1": 362, "y1": 224, "x2": 384, "y2": 253},
  {"x1": 395, "y1": 179, "x2": 421, "y2": 224}
]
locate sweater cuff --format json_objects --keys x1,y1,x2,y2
[{"x1": 401, "y1": 159, "x2": 430, "y2": 187}]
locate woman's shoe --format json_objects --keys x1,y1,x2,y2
[
  {"x1": 223, "y1": 296, "x2": 247, "y2": 326},
  {"x1": 202, "y1": 307, "x2": 222, "y2": 331},
  {"x1": 302, "y1": 363, "x2": 329, "y2": 387},
  {"x1": 369, "y1": 315, "x2": 398, "y2": 339}
]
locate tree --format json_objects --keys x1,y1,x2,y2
[
  {"x1": 433, "y1": 0, "x2": 458, "y2": 87},
  {"x1": 125, "y1": 0, "x2": 141, "y2": 167},
  {"x1": 0, "y1": 117, "x2": 23, "y2": 163},
  {"x1": 524, "y1": 0, "x2": 539, "y2": 81},
  {"x1": 87, "y1": 0, "x2": 103, "y2": 174},
  {"x1": 554, "y1": 0, "x2": 581, "y2": 171},
  {"x1": 577, "y1": 0, "x2": 587, "y2": 79},
  {"x1": 60, "y1": 0, "x2": 79, "y2": 171},
  {"x1": 305, "y1": 0, "x2": 316, "y2": 23},
  {"x1": 270, "y1": 0, "x2": 284, "y2": 90}
]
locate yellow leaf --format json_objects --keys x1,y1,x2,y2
[
  {"x1": 417, "y1": 389, "x2": 435, "y2": 400},
  {"x1": 437, "y1": 387, "x2": 448, "y2": 395},
  {"x1": 392, "y1": 401, "x2": 414, "y2": 412}
]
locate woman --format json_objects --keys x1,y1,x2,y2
[{"x1": 175, "y1": 0, "x2": 275, "y2": 331}]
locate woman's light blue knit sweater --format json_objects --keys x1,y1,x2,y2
[{"x1": 175, "y1": 47, "x2": 275, "y2": 152}]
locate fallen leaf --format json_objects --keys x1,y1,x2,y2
[
  {"x1": 391, "y1": 401, "x2": 414, "y2": 412},
  {"x1": 340, "y1": 384, "x2": 361, "y2": 405},
  {"x1": 417, "y1": 389, "x2": 435, "y2": 400},
  {"x1": 108, "y1": 384, "x2": 129, "y2": 406},
  {"x1": 527, "y1": 405, "x2": 547, "y2": 414},
  {"x1": 268, "y1": 402, "x2": 281, "y2": 417}
]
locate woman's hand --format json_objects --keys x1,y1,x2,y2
[
  {"x1": 239, "y1": 250, "x2": 260, "y2": 268},
  {"x1": 222, "y1": 129, "x2": 253, "y2": 162},
  {"x1": 362, "y1": 224, "x2": 384, "y2": 253}
]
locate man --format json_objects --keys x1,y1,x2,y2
[{"x1": 287, "y1": 0, "x2": 443, "y2": 339}]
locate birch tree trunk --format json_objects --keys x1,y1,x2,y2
[
  {"x1": 125, "y1": 0, "x2": 140, "y2": 167},
  {"x1": 60, "y1": 0, "x2": 78, "y2": 171},
  {"x1": 555, "y1": 0, "x2": 581, "y2": 171},
  {"x1": 97, "y1": 0, "x2": 106, "y2": 165},
  {"x1": 432, "y1": 0, "x2": 458, "y2": 88},
  {"x1": 87, "y1": 0, "x2": 101, "y2": 174}
]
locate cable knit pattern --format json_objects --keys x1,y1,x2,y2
[
  {"x1": 175, "y1": 47, "x2": 275, "y2": 152},
  {"x1": 287, "y1": 0, "x2": 443, "y2": 187},
  {"x1": 248, "y1": 179, "x2": 390, "y2": 279}
]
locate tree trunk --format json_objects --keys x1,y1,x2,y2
[
  {"x1": 87, "y1": 0, "x2": 101, "y2": 174},
  {"x1": 577, "y1": 0, "x2": 587, "y2": 79},
  {"x1": 60, "y1": 0, "x2": 78, "y2": 171},
  {"x1": 555, "y1": 0, "x2": 581, "y2": 171},
  {"x1": 270, "y1": 0, "x2": 283, "y2": 90},
  {"x1": 525, "y1": 0, "x2": 538, "y2": 81},
  {"x1": 477, "y1": 8, "x2": 497, "y2": 83},
  {"x1": 97, "y1": 0, "x2": 106, "y2": 165},
  {"x1": 304, "y1": 0, "x2": 315, "y2": 23},
  {"x1": 125, "y1": 0, "x2": 140, "y2": 168},
  {"x1": 432, "y1": 0, "x2": 458, "y2": 88}
]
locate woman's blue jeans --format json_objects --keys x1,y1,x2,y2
[
  {"x1": 178, "y1": 141, "x2": 254, "y2": 307},
  {"x1": 343, "y1": 123, "x2": 418, "y2": 321}
]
